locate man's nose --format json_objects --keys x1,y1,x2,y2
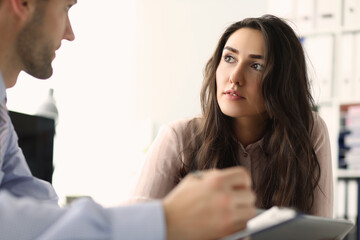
[{"x1": 64, "y1": 17, "x2": 75, "y2": 41}]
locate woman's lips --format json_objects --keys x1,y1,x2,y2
[{"x1": 224, "y1": 90, "x2": 245, "y2": 100}]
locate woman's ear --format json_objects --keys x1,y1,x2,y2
[{"x1": 9, "y1": 0, "x2": 35, "y2": 21}]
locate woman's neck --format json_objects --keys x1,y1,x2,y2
[{"x1": 233, "y1": 112, "x2": 269, "y2": 147}]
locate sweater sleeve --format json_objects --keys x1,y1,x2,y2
[
  {"x1": 131, "y1": 120, "x2": 187, "y2": 201},
  {"x1": 310, "y1": 112, "x2": 334, "y2": 218}
]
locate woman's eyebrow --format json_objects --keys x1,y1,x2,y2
[
  {"x1": 224, "y1": 46, "x2": 238, "y2": 54},
  {"x1": 249, "y1": 54, "x2": 264, "y2": 60},
  {"x1": 224, "y1": 46, "x2": 264, "y2": 60}
]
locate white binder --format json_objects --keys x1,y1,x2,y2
[
  {"x1": 303, "y1": 35, "x2": 334, "y2": 103},
  {"x1": 295, "y1": 0, "x2": 315, "y2": 33},
  {"x1": 339, "y1": 33, "x2": 355, "y2": 101},
  {"x1": 316, "y1": 0, "x2": 340, "y2": 29},
  {"x1": 343, "y1": 0, "x2": 360, "y2": 28},
  {"x1": 355, "y1": 32, "x2": 360, "y2": 99},
  {"x1": 267, "y1": 0, "x2": 296, "y2": 20}
]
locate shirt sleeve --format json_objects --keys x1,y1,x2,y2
[
  {"x1": 0, "y1": 103, "x2": 166, "y2": 239},
  {"x1": 0, "y1": 191, "x2": 166, "y2": 240},
  {"x1": 131, "y1": 121, "x2": 184, "y2": 201},
  {"x1": 310, "y1": 112, "x2": 334, "y2": 218}
]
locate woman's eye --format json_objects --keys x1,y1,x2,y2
[
  {"x1": 252, "y1": 63, "x2": 264, "y2": 71},
  {"x1": 224, "y1": 55, "x2": 235, "y2": 63}
]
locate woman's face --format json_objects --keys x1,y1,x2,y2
[{"x1": 216, "y1": 28, "x2": 266, "y2": 120}]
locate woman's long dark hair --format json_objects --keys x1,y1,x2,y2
[{"x1": 178, "y1": 15, "x2": 320, "y2": 213}]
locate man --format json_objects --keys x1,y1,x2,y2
[{"x1": 0, "y1": 0, "x2": 256, "y2": 239}]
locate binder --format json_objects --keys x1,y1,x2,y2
[
  {"x1": 355, "y1": 33, "x2": 360, "y2": 99},
  {"x1": 315, "y1": 0, "x2": 340, "y2": 29},
  {"x1": 338, "y1": 180, "x2": 347, "y2": 219},
  {"x1": 302, "y1": 35, "x2": 334, "y2": 102},
  {"x1": 348, "y1": 180, "x2": 358, "y2": 224},
  {"x1": 220, "y1": 207, "x2": 354, "y2": 240},
  {"x1": 295, "y1": 0, "x2": 315, "y2": 33},
  {"x1": 267, "y1": 0, "x2": 295, "y2": 20},
  {"x1": 339, "y1": 103, "x2": 360, "y2": 169},
  {"x1": 339, "y1": 33, "x2": 355, "y2": 101},
  {"x1": 343, "y1": 0, "x2": 360, "y2": 28}
]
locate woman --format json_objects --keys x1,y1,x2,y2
[{"x1": 132, "y1": 15, "x2": 333, "y2": 217}]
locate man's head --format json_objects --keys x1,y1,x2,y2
[
  {"x1": 16, "y1": 0, "x2": 76, "y2": 79},
  {"x1": 0, "y1": 0, "x2": 76, "y2": 87}
]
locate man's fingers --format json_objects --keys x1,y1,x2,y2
[{"x1": 233, "y1": 189, "x2": 256, "y2": 207}]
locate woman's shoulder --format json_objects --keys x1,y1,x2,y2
[
  {"x1": 165, "y1": 116, "x2": 202, "y2": 135},
  {"x1": 311, "y1": 111, "x2": 330, "y2": 147},
  {"x1": 154, "y1": 116, "x2": 202, "y2": 149},
  {"x1": 311, "y1": 111, "x2": 328, "y2": 132}
]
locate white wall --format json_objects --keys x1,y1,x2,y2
[{"x1": 6, "y1": 0, "x2": 266, "y2": 206}]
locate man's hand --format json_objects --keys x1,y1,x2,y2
[{"x1": 163, "y1": 167, "x2": 256, "y2": 240}]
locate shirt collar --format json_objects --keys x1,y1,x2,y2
[
  {"x1": 237, "y1": 137, "x2": 264, "y2": 151},
  {"x1": 0, "y1": 72, "x2": 6, "y2": 103}
]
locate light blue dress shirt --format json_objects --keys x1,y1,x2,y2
[{"x1": 0, "y1": 72, "x2": 166, "y2": 240}]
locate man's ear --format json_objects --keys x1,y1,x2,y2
[{"x1": 9, "y1": 0, "x2": 35, "y2": 21}]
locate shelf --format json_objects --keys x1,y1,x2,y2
[{"x1": 337, "y1": 169, "x2": 360, "y2": 179}]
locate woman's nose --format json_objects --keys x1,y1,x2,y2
[{"x1": 229, "y1": 64, "x2": 244, "y2": 86}]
